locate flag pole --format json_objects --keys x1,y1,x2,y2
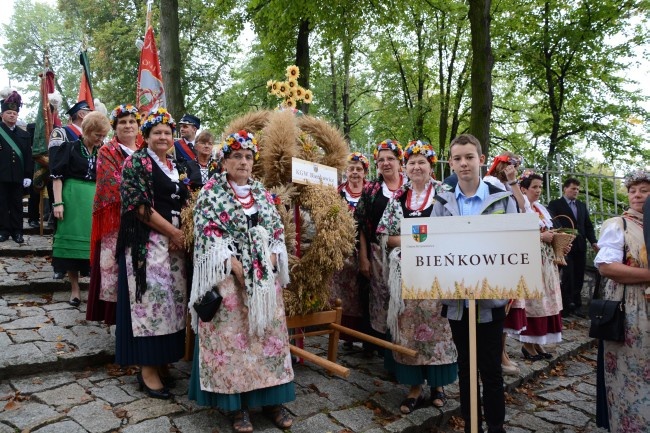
[{"x1": 145, "y1": 0, "x2": 153, "y2": 30}]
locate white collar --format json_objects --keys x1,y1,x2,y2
[{"x1": 146, "y1": 148, "x2": 178, "y2": 182}]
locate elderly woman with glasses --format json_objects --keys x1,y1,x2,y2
[
  {"x1": 330, "y1": 152, "x2": 370, "y2": 346},
  {"x1": 184, "y1": 130, "x2": 219, "y2": 190}
]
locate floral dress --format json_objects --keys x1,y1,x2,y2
[
  {"x1": 376, "y1": 180, "x2": 457, "y2": 374},
  {"x1": 189, "y1": 173, "x2": 294, "y2": 401},
  {"x1": 595, "y1": 210, "x2": 649, "y2": 433},
  {"x1": 519, "y1": 196, "x2": 562, "y2": 344},
  {"x1": 115, "y1": 148, "x2": 188, "y2": 366}
]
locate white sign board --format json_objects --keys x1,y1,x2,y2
[
  {"x1": 291, "y1": 157, "x2": 338, "y2": 188},
  {"x1": 401, "y1": 213, "x2": 543, "y2": 300}
]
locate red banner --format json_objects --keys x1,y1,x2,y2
[
  {"x1": 137, "y1": 26, "x2": 166, "y2": 113},
  {"x1": 77, "y1": 51, "x2": 95, "y2": 109}
]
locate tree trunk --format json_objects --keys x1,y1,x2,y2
[
  {"x1": 159, "y1": 0, "x2": 185, "y2": 120},
  {"x1": 329, "y1": 47, "x2": 340, "y2": 128},
  {"x1": 414, "y1": 18, "x2": 425, "y2": 138},
  {"x1": 542, "y1": 1, "x2": 560, "y2": 165},
  {"x1": 296, "y1": 19, "x2": 310, "y2": 114},
  {"x1": 342, "y1": 39, "x2": 351, "y2": 141},
  {"x1": 468, "y1": 0, "x2": 493, "y2": 156}
]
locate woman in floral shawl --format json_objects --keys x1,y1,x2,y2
[
  {"x1": 594, "y1": 169, "x2": 650, "y2": 433},
  {"x1": 115, "y1": 108, "x2": 189, "y2": 400},
  {"x1": 376, "y1": 140, "x2": 457, "y2": 414},
  {"x1": 188, "y1": 130, "x2": 294, "y2": 433},
  {"x1": 355, "y1": 139, "x2": 406, "y2": 349},
  {"x1": 86, "y1": 104, "x2": 140, "y2": 324}
]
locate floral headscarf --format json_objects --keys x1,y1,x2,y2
[
  {"x1": 373, "y1": 139, "x2": 404, "y2": 162},
  {"x1": 109, "y1": 104, "x2": 141, "y2": 129},
  {"x1": 624, "y1": 169, "x2": 650, "y2": 189},
  {"x1": 404, "y1": 140, "x2": 437, "y2": 165},
  {"x1": 218, "y1": 130, "x2": 260, "y2": 161},
  {"x1": 347, "y1": 152, "x2": 370, "y2": 171},
  {"x1": 141, "y1": 107, "x2": 176, "y2": 135}
]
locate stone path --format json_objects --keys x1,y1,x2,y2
[{"x1": 0, "y1": 233, "x2": 606, "y2": 432}]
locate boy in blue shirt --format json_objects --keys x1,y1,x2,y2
[{"x1": 431, "y1": 134, "x2": 516, "y2": 433}]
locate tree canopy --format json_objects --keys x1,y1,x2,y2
[{"x1": 1, "y1": 0, "x2": 648, "y2": 173}]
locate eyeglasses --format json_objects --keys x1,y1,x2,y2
[
  {"x1": 196, "y1": 141, "x2": 213, "y2": 146},
  {"x1": 377, "y1": 156, "x2": 398, "y2": 164}
]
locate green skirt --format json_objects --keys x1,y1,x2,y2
[
  {"x1": 53, "y1": 178, "x2": 96, "y2": 260},
  {"x1": 188, "y1": 337, "x2": 295, "y2": 411},
  {"x1": 385, "y1": 349, "x2": 457, "y2": 387}
]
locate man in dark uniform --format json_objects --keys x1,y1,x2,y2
[
  {"x1": 0, "y1": 91, "x2": 33, "y2": 244},
  {"x1": 547, "y1": 178, "x2": 598, "y2": 317},
  {"x1": 48, "y1": 100, "x2": 92, "y2": 147},
  {"x1": 173, "y1": 114, "x2": 200, "y2": 164}
]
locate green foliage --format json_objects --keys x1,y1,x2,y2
[
  {"x1": 0, "y1": 0, "x2": 82, "y2": 112},
  {"x1": 491, "y1": 0, "x2": 650, "y2": 170},
  {"x1": 2, "y1": 0, "x2": 647, "y2": 177}
]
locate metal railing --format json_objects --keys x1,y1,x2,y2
[{"x1": 432, "y1": 161, "x2": 627, "y2": 233}]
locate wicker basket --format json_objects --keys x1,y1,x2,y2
[{"x1": 550, "y1": 215, "x2": 576, "y2": 266}]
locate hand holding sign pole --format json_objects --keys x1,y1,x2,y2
[{"x1": 401, "y1": 213, "x2": 543, "y2": 433}]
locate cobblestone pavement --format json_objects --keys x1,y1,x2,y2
[{"x1": 0, "y1": 233, "x2": 606, "y2": 432}]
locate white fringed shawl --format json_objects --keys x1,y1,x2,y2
[{"x1": 190, "y1": 173, "x2": 290, "y2": 335}]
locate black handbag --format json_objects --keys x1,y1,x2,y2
[
  {"x1": 588, "y1": 296, "x2": 625, "y2": 342},
  {"x1": 193, "y1": 289, "x2": 223, "y2": 322},
  {"x1": 589, "y1": 217, "x2": 626, "y2": 342}
]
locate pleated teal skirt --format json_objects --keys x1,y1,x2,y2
[
  {"x1": 384, "y1": 333, "x2": 458, "y2": 387},
  {"x1": 188, "y1": 337, "x2": 295, "y2": 412}
]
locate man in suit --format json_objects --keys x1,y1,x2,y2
[
  {"x1": 547, "y1": 178, "x2": 598, "y2": 317},
  {"x1": 0, "y1": 91, "x2": 33, "y2": 244},
  {"x1": 173, "y1": 114, "x2": 200, "y2": 164}
]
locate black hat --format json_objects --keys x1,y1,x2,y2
[
  {"x1": 1, "y1": 91, "x2": 22, "y2": 113},
  {"x1": 179, "y1": 114, "x2": 200, "y2": 129},
  {"x1": 66, "y1": 100, "x2": 92, "y2": 117}
]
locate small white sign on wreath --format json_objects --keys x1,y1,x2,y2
[{"x1": 291, "y1": 157, "x2": 337, "y2": 187}]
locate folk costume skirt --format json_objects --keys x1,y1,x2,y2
[
  {"x1": 188, "y1": 337, "x2": 296, "y2": 411},
  {"x1": 115, "y1": 253, "x2": 185, "y2": 366},
  {"x1": 52, "y1": 178, "x2": 95, "y2": 274}
]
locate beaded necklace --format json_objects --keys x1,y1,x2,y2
[
  {"x1": 228, "y1": 180, "x2": 255, "y2": 209},
  {"x1": 406, "y1": 182, "x2": 433, "y2": 212}
]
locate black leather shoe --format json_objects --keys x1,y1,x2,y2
[
  {"x1": 572, "y1": 310, "x2": 586, "y2": 319},
  {"x1": 12, "y1": 233, "x2": 24, "y2": 244},
  {"x1": 68, "y1": 297, "x2": 81, "y2": 307},
  {"x1": 53, "y1": 272, "x2": 65, "y2": 280},
  {"x1": 136, "y1": 373, "x2": 171, "y2": 399},
  {"x1": 0, "y1": 234, "x2": 8, "y2": 242}
]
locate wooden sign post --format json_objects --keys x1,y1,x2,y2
[{"x1": 401, "y1": 213, "x2": 543, "y2": 433}]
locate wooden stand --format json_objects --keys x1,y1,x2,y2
[{"x1": 286, "y1": 299, "x2": 418, "y2": 378}]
